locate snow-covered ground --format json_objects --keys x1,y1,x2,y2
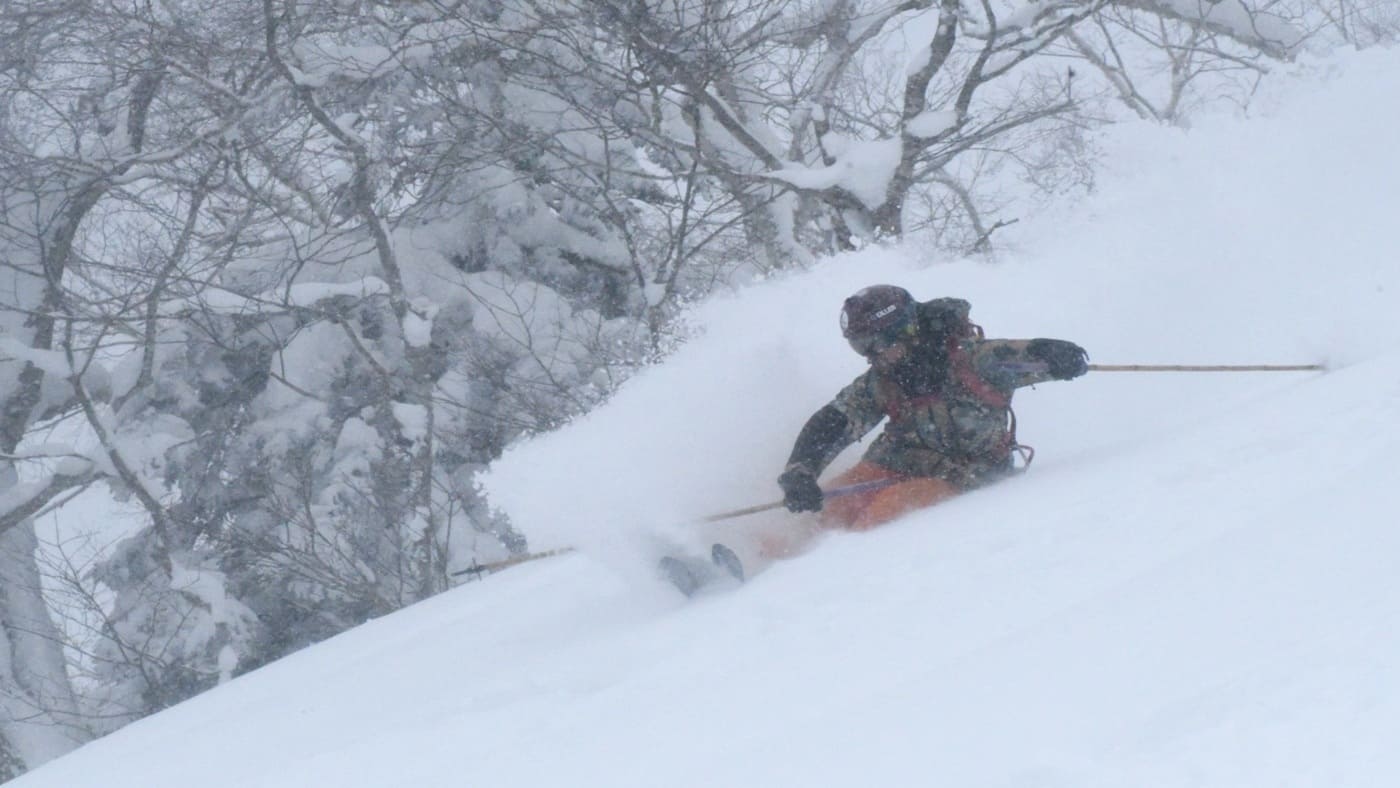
[{"x1": 14, "y1": 47, "x2": 1400, "y2": 788}]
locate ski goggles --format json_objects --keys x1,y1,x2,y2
[{"x1": 846, "y1": 322, "x2": 913, "y2": 358}]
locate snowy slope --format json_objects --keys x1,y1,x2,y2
[{"x1": 14, "y1": 48, "x2": 1400, "y2": 788}]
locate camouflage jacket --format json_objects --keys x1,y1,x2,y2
[{"x1": 789, "y1": 336, "x2": 1061, "y2": 489}]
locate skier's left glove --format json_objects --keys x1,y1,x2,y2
[
  {"x1": 778, "y1": 466, "x2": 824, "y2": 513},
  {"x1": 1027, "y1": 339, "x2": 1089, "y2": 380}
]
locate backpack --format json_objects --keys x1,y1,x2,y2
[{"x1": 917, "y1": 297, "x2": 982, "y2": 343}]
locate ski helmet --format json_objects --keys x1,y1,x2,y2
[{"x1": 840, "y1": 285, "x2": 917, "y2": 357}]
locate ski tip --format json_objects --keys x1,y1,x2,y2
[
  {"x1": 711, "y1": 543, "x2": 745, "y2": 583},
  {"x1": 658, "y1": 556, "x2": 703, "y2": 597}
]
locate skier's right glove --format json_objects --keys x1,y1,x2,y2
[{"x1": 778, "y1": 466, "x2": 824, "y2": 513}]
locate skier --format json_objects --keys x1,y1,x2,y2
[
  {"x1": 661, "y1": 284, "x2": 1087, "y2": 595},
  {"x1": 775, "y1": 284, "x2": 1088, "y2": 535}
]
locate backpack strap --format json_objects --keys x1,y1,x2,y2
[
  {"x1": 945, "y1": 332, "x2": 1008, "y2": 410},
  {"x1": 944, "y1": 332, "x2": 1034, "y2": 470}
]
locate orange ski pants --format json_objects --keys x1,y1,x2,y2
[
  {"x1": 820, "y1": 461, "x2": 961, "y2": 531},
  {"x1": 755, "y1": 462, "x2": 962, "y2": 561}
]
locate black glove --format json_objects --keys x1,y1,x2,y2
[
  {"x1": 1027, "y1": 339, "x2": 1089, "y2": 380},
  {"x1": 778, "y1": 466, "x2": 824, "y2": 513}
]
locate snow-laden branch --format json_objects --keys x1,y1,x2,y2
[
  {"x1": 0, "y1": 338, "x2": 75, "y2": 379},
  {"x1": 262, "y1": 0, "x2": 409, "y2": 322},
  {"x1": 195, "y1": 277, "x2": 392, "y2": 314},
  {"x1": 1116, "y1": 0, "x2": 1303, "y2": 59},
  {"x1": 769, "y1": 138, "x2": 904, "y2": 210},
  {"x1": 0, "y1": 467, "x2": 94, "y2": 540},
  {"x1": 787, "y1": 0, "x2": 934, "y2": 156}
]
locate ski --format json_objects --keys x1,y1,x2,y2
[{"x1": 658, "y1": 543, "x2": 745, "y2": 597}]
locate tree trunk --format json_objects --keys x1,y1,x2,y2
[
  {"x1": 0, "y1": 504, "x2": 88, "y2": 772},
  {"x1": 0, "y1": 162, "x2": 99, "y2": 781}
]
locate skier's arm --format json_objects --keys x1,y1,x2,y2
[
  {"x1": 973, "y1": 338, "x2": 1088, "y2": 389},
  {"x1": 786, "y1": 371, "x2": 885, "y2": 474},
  {"x1": 778, "y1": 406, "x2": 850, "y2": 512},
  {"x1": 785, "y1": 405, "x2": 851, "y2": 475},
  {"x1": 778, "y1": 373, "x2": 884, "y2": 512}
]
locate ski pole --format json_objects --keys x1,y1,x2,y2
[
  {"x1": 702, "y1": 477, "x2": 903, "y2": 523},
  {"x1": 453, "y1": 479, "x2": 905, "y2": 577},
  {"x1": 1088, "y1": 363, "x2": 1324, "y2": 372},
  {"x1": 451, "y1": 547, "x2": 575, "y2": 577}
]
